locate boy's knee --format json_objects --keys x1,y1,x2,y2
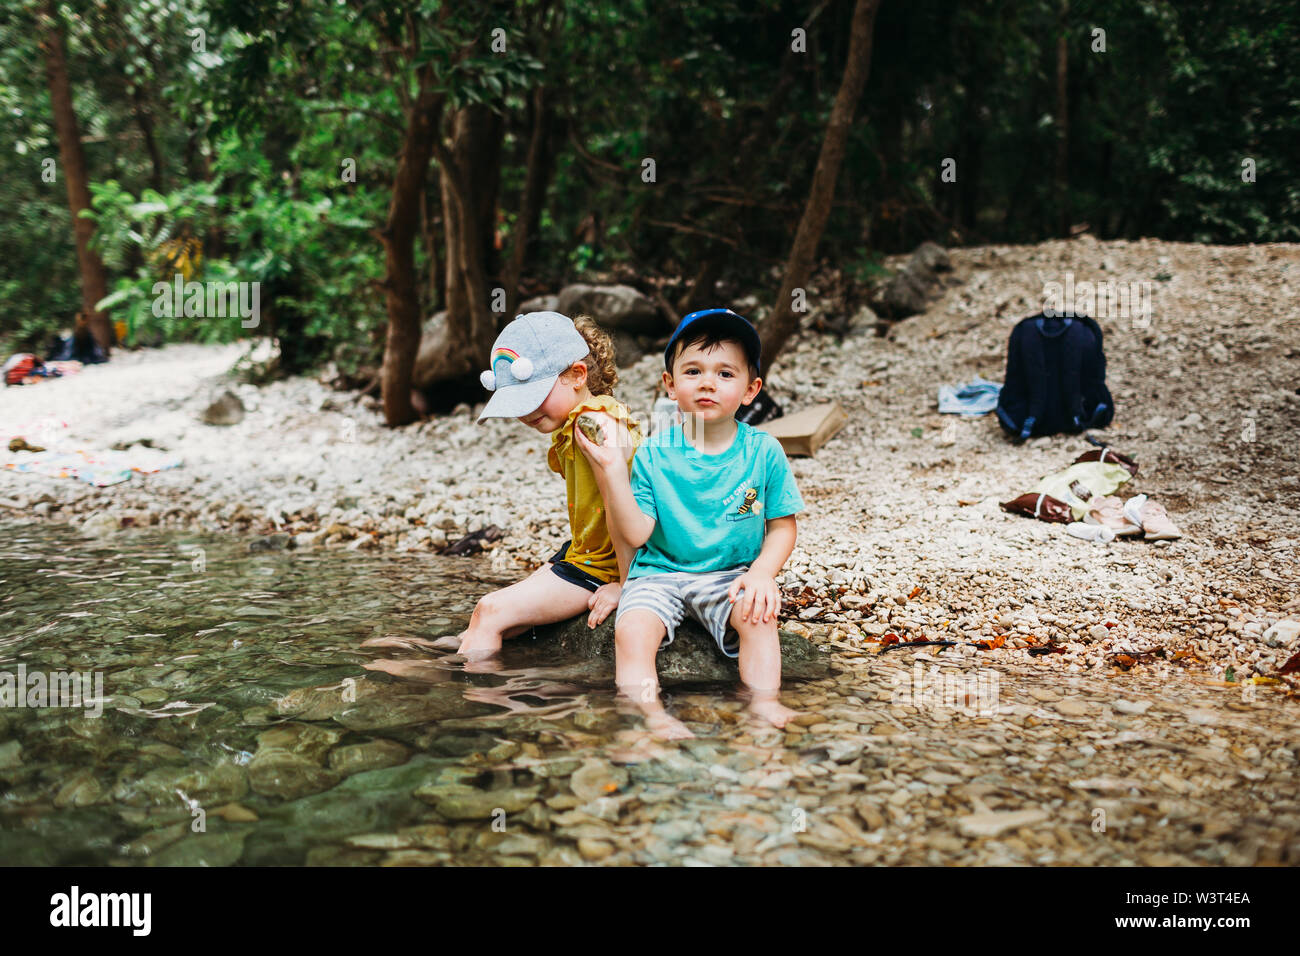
[
  {"x1": 615, "y1": 610, "x2": 665, "y2": 647},
  {"x1": 733, "y1": 616, "x2": 778, "y2": 642}
]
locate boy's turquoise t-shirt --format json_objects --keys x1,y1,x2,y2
[{"x1": 629, "y1": 421, "x2": 805, "y2": 578}]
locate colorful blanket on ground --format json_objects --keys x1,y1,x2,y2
[{"x1": 3, "y1": 419, "x2": 181, "y2": 487}]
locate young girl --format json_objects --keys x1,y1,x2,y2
[{"x1": 446, "y1": 310, "x2": 641, "y2": 661}]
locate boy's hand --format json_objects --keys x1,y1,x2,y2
[
  {"x1": 728, "y1": 570, "x2": 781, "y2": 625},
  {"x1": 587, "y1": 581, "x2": 621, "y2": 628},
  {"x1": 573, "y1": 413, "x2": 626, "y2": 472}
]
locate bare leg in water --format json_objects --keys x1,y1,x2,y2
[
  {"x1": 731, "y1": 604, "x2": 799, "y2": 728},
  {"x1": 442, "y1": 565, "x2": 594, "y2": 661},
  {"x1": 614, "y1": 608, "x2": 693, "y2": 740}
]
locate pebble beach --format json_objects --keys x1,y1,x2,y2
[{"x1": 3, "y1": 237, "x2": 1299, "y2": 865}]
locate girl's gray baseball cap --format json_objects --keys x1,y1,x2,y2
[{"x1": 477, "y1": 312, "x2": 590, "y2": 423}]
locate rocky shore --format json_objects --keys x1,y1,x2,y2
[{"x1": 3, "y1": 236, "x2": 1298, "y2": 691}]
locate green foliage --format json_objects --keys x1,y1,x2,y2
[
  {"x1": 848, "y1": 247, "x2": 891, "y2": 284},
  {"x1": 2, "y1": 0, "x2": 1297, "y2": 367},
  {"x1": 81, "y1": 126, "x2": 388, "y2": 364}
]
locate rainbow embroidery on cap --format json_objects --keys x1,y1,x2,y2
[{"x1": 480, "y1": 348, "x2": 534, "y2": 391}]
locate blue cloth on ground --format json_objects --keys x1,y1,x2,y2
[{"x1": 937, "y1": 376, "x2": 1002, "y2": 415}]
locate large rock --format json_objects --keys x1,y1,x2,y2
[
  {"x1": 79, "y1": 513, "x2": 120, "y2": 538},
  {"x1": 201, "y1": 389, "x2": 245, "y2": 426},
  {"x1": 413, "y1": 290, "x2": 657, "y2": 389},
  {"x1": 248, "y1": 752, "x2": 340, "y2": 801},
  {"x1": 869, "y1": 241, "x2": 953, "y2": 320},
  {"x1": 329, "y1": 739, "x2": 410, "y2": 776},
  {"x1": 609, "y1": 331, "x2": 650, "y2": 368},
  {"x1": 415, "y1": 784, "x2": 540, "y2": 820},
  {"x1": 872, "y1": 269, "x2": 933, "y2": 320},
  {"x1": 275, "y1": 678, "x2": 494, "y2": 730},
  {"x1": 518, "y1": 295, "x2": 559, "y2": 314},
  {"x1": 412, "y1": 316, "x2": 448, "y2": 390},
  {"x1": 525, "y1": 614, "x2": 831, "y2": 686},
  {"x1": 334, "y1": 692, "x2": 493, "y2": 731},
  {"x1": 556, "y1": 284, "x2": 662, "y2": 335},
  {"x1": 242, "y1": 756, "x2": 452, "y2": 864},
  {"x1": 422, "y1": 310, "x2": 447, "y2": 336},
  {"x1": 148, "y1": 831, "x2": 249, "y2": 867},
  {"x1": 246, "y1": 722, "x2": 343, "y2": 800},
  {"x1": 114, "y1": 762, "x2": 249, "y2": 808},
  {"x1": 957, "y1": 808, "x2": 1049, "y2": 838},
  {"x1": 908, "y1": 240, "x2": 952, "y2": 274}
]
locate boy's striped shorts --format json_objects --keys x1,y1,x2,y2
[{"x1": 615, "y1": 567, "x2": 749, "y2": 658}]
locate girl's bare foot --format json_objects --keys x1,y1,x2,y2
[
  {"x1": 361, "y1": 634, "x2": 452, "y2": 651},
  {"x1": 456, "y1": 633, "x2": 502, "y2": 660},
  {"x1": 362, "y1": 658, "x2": 449, "y2": 681}
]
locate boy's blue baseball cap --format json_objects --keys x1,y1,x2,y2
[{"x1": 664, "y1": 308, "x2": 762, "y2": 375}]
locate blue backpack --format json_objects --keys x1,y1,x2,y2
[{"x1": 996, "y1": 313, "x2": 1114, "y2": 441}]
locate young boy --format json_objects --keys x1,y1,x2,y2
[{"x1": 575, "y1": 308, "x2": 804, "y2": 739}]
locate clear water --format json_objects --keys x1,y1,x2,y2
[
  {"x1": 1, "y1": 521, "x2": 818, "y2": 866},
  {"x1": 1, "y1": 521, "x2": 1294, "y2": 866}
]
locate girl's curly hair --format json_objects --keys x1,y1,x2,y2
[{"x1": 570, "y1": 314, "x2": 619, "y2": 395}]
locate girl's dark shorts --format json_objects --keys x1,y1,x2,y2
[{"x1": 547, "y1": 540, "x2": 606, "y2": 593}]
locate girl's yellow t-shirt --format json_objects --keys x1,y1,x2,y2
[{"x1": 547, "y1": 393, "x2": 642, "y2": 584}]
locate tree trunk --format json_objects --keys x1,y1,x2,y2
[
  {"x1": 39, "y1": 0, "x2": 113, "y2": 354},
  {"x1": 677, "y1": 252, "x2": 725, "y2": 316},
  {"x1": 471, "y1": 106, "x2": 505, "y2": 287},
  {"x1": 420, "y1": 170, "x2": 436, "y2": 312},
  {"x1": 378, "y1": 83, "x2": 442, "y2": 426},
  {"x1": 758, "y1": 0, "x2": 880, "y2": 371},
  {"x1": 411, "y1": 106, "x2": 505, "y2": 410},
  {"x1": 1054, "y1": 0, "x2": 1070, "y2": 237},
  {"x1": 505, "y1": 85, "x2": 553, "y2": 318},
  {"x1": 129, "y1": 81, "x2": 165, "y2": 192},
  {"x1": 426, "y1": 165, "x2": 445, "y2": 311}
]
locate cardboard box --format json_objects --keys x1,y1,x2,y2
[{"x1": 758, "y1": 401, "x2": 847, "y2": 456}]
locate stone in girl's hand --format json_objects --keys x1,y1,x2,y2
[{"x1": 576, "y1": 413, "x2": 606, "y2": 446}]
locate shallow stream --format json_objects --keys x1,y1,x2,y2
[{"x1": 1, "y1": 521, "x2": 1294, "y2": 866}]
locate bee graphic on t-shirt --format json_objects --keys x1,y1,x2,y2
[
  {"x1": 722, "y1": 486, "x2": 759, "y2": 522},
  {"x1": 727, "y1": 488, "x2": 761, "y2": 521}
]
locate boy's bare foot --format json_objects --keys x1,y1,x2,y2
[
  {"x1": 645, "y1": 710, "x2": 695, "y2": 740},
  {"x1": 748, "y1": 694, "x2": 799, "y2": 729},
  {"x1": 427, "y1": 635, "x2": 462, "y2": 651}
]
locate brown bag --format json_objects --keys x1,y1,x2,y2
[
  {"x1": 1072, "y1": 446, "x2": 1138, "y2": 476},
  {"x1": 1000, "y1": 492, "x2": 1073, "y2": 524}
]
